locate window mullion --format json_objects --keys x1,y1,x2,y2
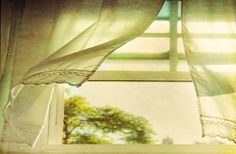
[{"x1": 169, "y1": 0, "x2": 179, "y2": 71}]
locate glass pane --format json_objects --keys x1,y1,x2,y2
[
  {"x1": 178, "y1": 1, "x2": 182, "y2": 18},
  {"x1": 177, "y1": 21, "x2": 182, "y2": 33},
  {"x1": 98, "y1": 60, "x2": 170, "y2": 71},
  {"x1": 145, "y1": 21, "x2": 170, "y2": 33},
  {"x1": 115, "y1": 38, "x2": 169, "y2": 53}
]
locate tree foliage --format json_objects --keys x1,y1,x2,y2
[
  {"x1": 63, "y1": 96, "x2": 155, "y2": 144},
  {"x1": 161, "y1": 137, "x2": 174, "y2": 144}
]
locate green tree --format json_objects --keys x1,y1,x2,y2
[
  {"x1": 63, "y1": 96, "x2": 155, "y2": 144},
  {"x1": 161, "y1": 136, "x2": 174, "y2": 144}
]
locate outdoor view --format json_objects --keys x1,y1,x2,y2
[
  {"x1": 63, "y1": 96, "x2": 154, "y2": 144},
  {"x1": 63, "y1": 82, "x2": 232, "y2": 144}
]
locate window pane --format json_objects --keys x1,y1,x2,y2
[
  {"x1": 145, "y1": 21, "x2": 170, "y2": 33},
  {"x1": 98, "y1": 60, "x2": 170, "y2": 71},
  {"x1": 178, "y1": 1, "x2": 182, "y2": 18},
  {"x1": 177, "y1": 21, "x2": 182, "y2": 33},
  {"x1": 115, "y1": 38, "x2": 169, "y2": 53}
]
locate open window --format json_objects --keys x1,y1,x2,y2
[
  {"x1": 45, "y1": 1, "x2": 234, "y2": 153},
  {"x1": 0, "y1": 0, "x2": 236, "y2": 153}
]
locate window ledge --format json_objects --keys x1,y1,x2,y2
[
  {"x1": 90, "y1": 71, "x2": 191, "y2": 81},
  {"x1": 34, "y1": 145, "x2": 236, "y2": 154}
]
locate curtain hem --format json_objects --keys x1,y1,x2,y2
[
  {"x1": 20, "y1": 69, "x2": 94, "y2": 87},
  {"x1": 201, "y1": 115, "x2": 236, "y2": 143}
]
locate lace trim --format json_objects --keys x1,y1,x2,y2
[
  {"x1": 201, "y1": 116, "x2": 236, "y2": 143},
  {"x1": 202, "y1": 116, "x2": 236, "y2": 129},
  {"x1": 20, "y1": 69, "x2": 94, "y2": 86}
]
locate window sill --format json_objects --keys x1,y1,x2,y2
[
  {"x1": 28, "y1": 144, "x2": 236, "y2": 154},
  {"x1": 90, "y1": 70, "x2": 192, "y2": 81}
]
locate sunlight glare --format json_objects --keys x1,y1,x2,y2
[
  {"x1": 186, "y1": 21, "x2": 236, "y2": 34},
  {"x1": 193, "y1": 38, "x2": 236, "y2": 53},
  {"x1": 145, "y1": 21, "x2": 170, "y2": 33},
  {"x1": 206, "y1": 64, "x2": 236, "y2": 73}
]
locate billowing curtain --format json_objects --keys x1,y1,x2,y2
[
  {"x1": 0, "y1": 0, "x2": 164, "y2": 148},
  {"x1": 182, "y1": 0, "x2": 236, "y2": 143}
]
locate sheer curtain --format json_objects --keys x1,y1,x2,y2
[
  {"x1": 0, "y1": 0, "x2": 11, "y2": 79},
  {"x1": 0, "y1": 0, "x2": 164, "y2": 148},
  {"x1": 1, "y1": 0, "x2": 236, "y2": 149},
  {"x1": 182, "y1": 0, "x2": 236, "y2": 143}
]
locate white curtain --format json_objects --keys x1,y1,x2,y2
[
  {"x1": 1, "y1": 0, "x2": 235, "y2": 149},
  {"x1": 0, "y1": 0, "x2": 11, "y2": 80},
  {"x1": 0, "y1": 0, "x2": 164, "y2": 148},
  {"x1": 182, "y1": 0, "x2": 236, "y2": 143}
]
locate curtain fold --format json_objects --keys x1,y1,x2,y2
[
  {"x1": 2, "y1": 84, "x2": 55, "y2": 147},
  {"x1": 1, "y1": 0, "x2": 165, "y2": 148},
  {"x1": 0, "y1": 0, "x2": 11, "y2": 80},
  {"x1": 182, "y1": 0, "x2": 236, "y2": 143},
  {"x1": 0, "y1": 0, "x2": 26, "y2": 138},
  {"x1": 15, "y1": 0, "x2": 164, "y2": 87}
]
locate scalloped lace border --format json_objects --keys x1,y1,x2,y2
[
  {"x1": 201, "y1": 115, "x2": 236, "y2": 143},
  {"x1": 20, "y1": 69, "x2": 94, "y2": 86}
]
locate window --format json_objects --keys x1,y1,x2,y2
[
  {"x1": 90, "y1": 0, "x2": 190, "y2": 81},
  {"x1": 43, "y1": 0, "x2": 234, "y2": 153}
]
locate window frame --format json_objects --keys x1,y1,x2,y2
[
  {"x1": 42, "y1": 85, "x2": 236, "y2": 154},
  {"x1": 98, "y1": 0, "x2": 236, "y2": 82},
  {"x1": 7, "y1": 97, "x2": 235, "y2": 154},
  {"x1": 45, "y1": 89, "x2": 236, "y2": 153},
  {"x1": 94, "y1": 0, "x2": 190, "y2": 82},
  {"x1": 44, "y1": 144, "x2": 236, "y2": 154},
  {"x1": 24, "y1": 0, "x2": 235, "y2": 153}
]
